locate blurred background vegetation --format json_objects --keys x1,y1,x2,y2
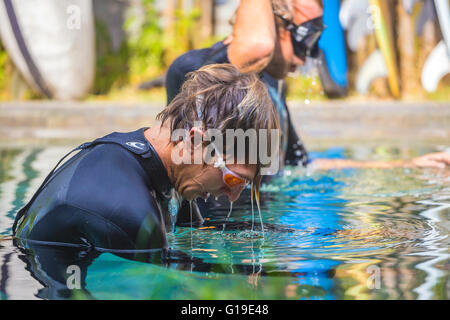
[
  {"x1": 88, "y1": 0, "x2": 224, "y2": 102},
  {"x1": 0, "y1": 0, "x2": 448, "y2": 103}
]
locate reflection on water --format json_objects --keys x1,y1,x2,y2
[
  {"x1": 0, "y1": 146, "x2": 449, "y2": 299},
  {"x1": 411, "y1": 199, "x2": 450, "y2": 300}
]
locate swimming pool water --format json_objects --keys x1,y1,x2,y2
[{"x1": 0, "y1": 145, "x2": 449, "y2": 299}]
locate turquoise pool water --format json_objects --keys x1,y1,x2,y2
[{"x1": 0, "y1": 145, "x2": 449, "y2": 299}]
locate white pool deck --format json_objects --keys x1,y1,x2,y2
[{"x1": 0, "y1": 100, "x2": 449, "y2": 148}]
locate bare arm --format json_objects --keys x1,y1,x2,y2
[
  {"x1": 227, "y1": 0, "x2": 276, "y2": 73},
  {"x1": 310, "y1": 152, "x2": 450, "y2": 170}
]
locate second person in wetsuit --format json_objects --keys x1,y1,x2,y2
[
  {"x1": 166, "y1": 0, "x2": 325, "y2": 167},
  {"x1": 164, "y1": 0, "x2": 324, "y2": 218}
]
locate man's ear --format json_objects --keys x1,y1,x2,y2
[
  {"x1": 188, "y1": 127, "x2": 204, "y2": 153},
  {"x1": 278, "y1": 27, "x2": 290, "y2": 41}
]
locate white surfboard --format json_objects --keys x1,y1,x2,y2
[
  {"x1": 422, "y1": 41, "x2": 450, "y2": 92},
  {"x1": 339, "y1": 0, "x2": 369, "y2": 30},
  {"x1": 402, "y1": 0, "x2": 420, "y2": 14},
  {"x1": 421, "y1": 0, "x2": 450, "y2": 92},
  {"x1": 356, "y1": 49, "x2": 388, "y2": 94},
  {"x1": 347, "y1": 14, "x2": 372, "y2": 52},
  {"x1": 434, "y1": 0, "x2": 450, "y2": 57},
  {"x1": 0, "y1": 0, "x2": 95, "y2": 100}
]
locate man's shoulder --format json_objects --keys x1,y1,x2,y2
[{"x1": 66, "y1": 143, "x2": 151, "y2": 206}]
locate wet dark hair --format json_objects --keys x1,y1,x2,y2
[{"x1": 157, "y1": 63, "x2": 280, "y2": 169}]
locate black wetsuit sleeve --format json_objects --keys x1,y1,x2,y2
[
  {"x1": 285, "y1": 108, "x2": 309, "y2": 166},
  {"x1": 165, "y1": 47, "x2": 220, "y2": 105},
  {"x1": 15, "y1": 142, "x2": 169, "y2": 250},
  {"x1": 165, "y1": 58, "x2": 186, "y2": 105},
  {"x1": 26, "y1": 203, "x2": 137, "y2": 249},
  {"x1": 165, "y1": 50, "x2": 202, "y2": 105}
]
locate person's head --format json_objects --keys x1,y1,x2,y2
[
  {"x1": 157, "y1": 64, "x2": 280, "y2": 202},
  {"x1": 265, "y1": 0, "x2": 324, "y2": 79}
]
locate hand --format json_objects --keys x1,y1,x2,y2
[{"x1": 409, "y1": 152, "x2": 450, "y2": 169}]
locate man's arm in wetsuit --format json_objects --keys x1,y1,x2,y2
[{"x1": 165, "y1": 48, "x2": 213, "y2": 105}]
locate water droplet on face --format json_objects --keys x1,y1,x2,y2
[
  {"x1": 168, "y1": 189, "x2": 181, "y2": 232},
  {"x1": 189, "y1": 200, "x2": 193, "y2": 228},
  {"x1": 222, "y1": 201, "x2": 234, "y2": 231}
]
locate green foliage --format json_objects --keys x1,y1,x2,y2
[
  {"x1": 93, "y1": 0, "x2": 170, "y2": 94},
  {"x1": 162, "y1": 6, "x2": 201, "y2": 66},
  {"x1": 93, "y1": 0, "x2": 204, "y2": 96},
  {"x1": 125, "y1": 0, "x2": 164, "y2": 84},
  {"x1": 285, "y1": 75, "x2": 326, "y2": 102},
  {"x1": 93, "y1": 20, "x2": 130, "y2": 95},
  {"x1": 125, "y1": 0, "x2": 203, "y2": 82},
  {"x1": 0, "y1": 43, "x2": 9, "y2": 99},
  {"x1": 0, "y1": 41, "x2": 37, "y2": 100}
]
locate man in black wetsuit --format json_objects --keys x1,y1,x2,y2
[{"x1": 12, "y1": 64, "x2": 280, "y2": 251}]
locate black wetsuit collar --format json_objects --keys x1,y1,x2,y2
[{"x1": 136, "y1": 128, "x2": 173, "y2": 199}]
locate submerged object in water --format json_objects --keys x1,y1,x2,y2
[{"x1": 0, "y1": 0, "x2": 95, "y2": 100}]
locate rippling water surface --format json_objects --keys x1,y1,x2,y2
[{"x1": 0, "y1": 145, "x2": 449, "y2": 299}]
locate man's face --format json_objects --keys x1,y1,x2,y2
[
  {"x1": 200, "y1": 163, "x2": 256, "y2": 202},
  {"x1": 177, "y1": 127, "x2": 258, "y2": 202},
  {"x1": 183, "y1": 163, "x2": 257, "y2": 202},
  {"x1": 265, "y1": 0, "x2": 323, "y2": 79}
]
